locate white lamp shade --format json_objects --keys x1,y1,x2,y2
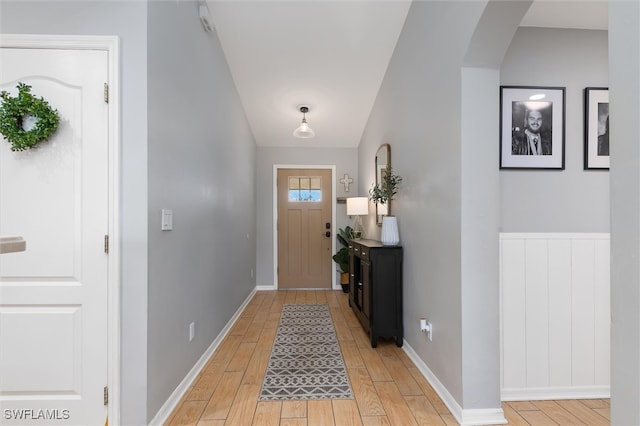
[
  {"x1": 293, "y1": 121, "x2": 315, "y2": 138},
  {"x1": 347, "y1": 197, "x2": 369, "y2": 216}
]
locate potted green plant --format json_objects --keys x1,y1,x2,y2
[
  {"x1": 369, "y1": 165, "x2": 403, "y2": 245},
  {"x1": 368, "y1": 164, "x2": 402, "y2": 207},
  {"x1": 332, "y1": 226, "x2": 354, "y2": 292}
]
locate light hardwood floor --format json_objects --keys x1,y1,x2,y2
[{"x1": 165, "y1": 290, "x2": 610, "y2": 425}]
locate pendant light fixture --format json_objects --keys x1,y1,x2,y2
[{"x1": 293, "y1": 105, "x2": 315, "y2": 139}]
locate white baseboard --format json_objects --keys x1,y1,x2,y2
[
  {"x1": 460, "y1": 408, "x2": 508, "y2": 425},
  {"x1": 401, "y1": 341, "x2": 462, "y2": 419},
  {"x1": 149, "y1": 287, "x2": 257, "y2": 426},
  {"x1": 402, "y1": 341, "x2": 507, "y2": 426},
  {"x1": 501, "y1": 386, "x2": 610, "y2": 401},
  {"x1": 256, "y1": 285, "x2": 342, "y2": 291},
  {"x1": 256, "y1": 284, "x2": 276, "y2": 291}
]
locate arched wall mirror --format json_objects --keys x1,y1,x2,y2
[{"x1": 375, "y1": 143, "x2": 391, "y2": 225}]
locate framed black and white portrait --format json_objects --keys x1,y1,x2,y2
[
  {"x1": 584, "y1": 87, "x2": 609, "y2": 170},
  {"x1": 500, "y1": 86, "x2": 566, "y2": 170}
]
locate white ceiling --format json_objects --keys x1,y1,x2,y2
[
  {"x1": 207, "y1": 1, "x2": 607, "y2": 149},
  {"x1": 520, "y1": 1, "x2": 607, "y2": 31}
]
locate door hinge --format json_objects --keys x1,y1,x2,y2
[
  {"x1": 104, "y1": 235, "x2": 109, "y2": 254},
  {"x1": 103, "y1": 83, "x2": 109, "y2": 103},
  {"x1": 103, "y1": 386, "x2": 109, "y2": 406}
]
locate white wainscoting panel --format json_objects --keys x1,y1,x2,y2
[{"x1": 500, "y1": 233, "x2": 610, "y2": 400}]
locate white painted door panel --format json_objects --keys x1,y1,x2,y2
[{"x1": 0, "y1": 48, "x2": 108, "y2": 425}]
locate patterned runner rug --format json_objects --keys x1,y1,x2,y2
[{"x1": 259, "y1": 304, "x2": 353, "y2": 400}]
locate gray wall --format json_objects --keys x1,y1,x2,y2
[
  {"x1": 256, "y1": 147, "x2": 358, "y2": 287},
  {"x1": 146, "y1": 1, "x2": 256, "y2": 419},
  {"x1": 500, "y1": 27, "x2": 609, "y2": 232},
  {"x1": 358, "y1": 0, "x2": 611, "y2": 413},
  {"x1": 1, "y1": 2, "x2": 150, "y2": 424},
  {"x1": 358, "y1": 0, "x2": 495, "y2": 409},
  {"x1": 609, "y1": 2, "x2": 640, "y2": 424}
]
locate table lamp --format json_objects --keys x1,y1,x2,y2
[{"x1": 346, "y1": 197, "x2": 369, "y2": 238}]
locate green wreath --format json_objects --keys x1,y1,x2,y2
[{"x1": 0, "y1": 82, "x2": 60, "y2": 151}]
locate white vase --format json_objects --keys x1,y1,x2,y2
[{"x1": 380, "y1": 216, "x2": 400, "y2": 246}]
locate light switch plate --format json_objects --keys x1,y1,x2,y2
[{"x1": 161, "y1": 209, "x2": 173, "y2": 231}]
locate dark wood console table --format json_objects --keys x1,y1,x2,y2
[{"x1": 348, "y1": 239, "x2": 403, "y2": 348}]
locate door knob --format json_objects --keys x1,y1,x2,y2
[{"x1": 325, "y1": 231, "x2": 331, "y2": 238}]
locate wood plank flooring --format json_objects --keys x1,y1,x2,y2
[
  {"x1": 503, "y1": 399, "x2": 610, "y2": 425},
  {"x1": 165, "y1": 290, "x2": 610, "y2": 425}
]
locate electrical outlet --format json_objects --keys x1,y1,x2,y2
[
  {"x1": 420, "y1": 318, "x2": 433, "y2": 341},
  {"x1": 189, "y1": 322, "x2": 195, "y2": 342}
]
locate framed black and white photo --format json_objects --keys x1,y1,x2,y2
[
  {"x1": 500, "y1": 86, "x2": 566, "y2": 170},
  {"x1": 584, "y1": 87, "x2": 609, "y2": 170}
]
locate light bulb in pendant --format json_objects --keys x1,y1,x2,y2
[{"x1": 293, "y1": 105, "x2": 315, "y2": 139}]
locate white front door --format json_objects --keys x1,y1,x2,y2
[{"x1": 0, "y1": 46, "x2": 109, "y2": 425}]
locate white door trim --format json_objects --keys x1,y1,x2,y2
[
  {"x1": 0, "y1": 34, "x2": 121, "y2": 425},
  {"x1": 273, "y1": 165, "x2": 337, "y2": 290}
]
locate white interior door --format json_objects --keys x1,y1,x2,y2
[{"x1": 0, "y1": 47, "x2": 109, "y2": 425}]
